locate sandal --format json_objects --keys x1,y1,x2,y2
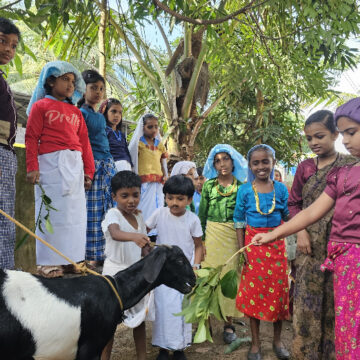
[
  {"x1": 37, "y1": 266, "x2": 64, "y2": 278},
  {"x1": 223, "y1": 324, "x2": 237, "y2": 344}
]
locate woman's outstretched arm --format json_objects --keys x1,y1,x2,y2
[{"x1": 253, "y1": 191, "x2": 335, "y2": 244}]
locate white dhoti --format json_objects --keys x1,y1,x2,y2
[
  {"x1": 102, "y1": 258, "x2": 154, "y2": 328},
  {"x1": 152, "y1": 285, "x2": 192, "y2": 351},
  {"x1": 36, "y1": 150, "x2": 87, "y2": 265}
]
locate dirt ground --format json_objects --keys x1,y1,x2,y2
[{"x1": 110, "y1": 317, "x2": 293, "y2": 360}]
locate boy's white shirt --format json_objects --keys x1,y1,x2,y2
[
  {"x1": 102, "y1": 207, "x2": 155, "y2": 327},
  {"x1": 101, "y1": 207, "x2": 147, "y2": 269},
  {"x1": 146, "y1": 207, "x2": 203, "y2": 262}
]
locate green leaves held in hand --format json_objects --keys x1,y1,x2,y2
[
  {"x1": 220, "y1": 269, "x2": 238, "y2": 299},
  {"x1": 176, "y1": 264, "x2": 239, "y2": 343}
]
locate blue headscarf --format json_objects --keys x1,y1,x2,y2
[
  {"x1": 27, "y1": 61, "x2": 86, "y2": 115},
  {"x1": 246, "y1": 144, "x2": 276, "y2": 183},
  {"x1": 203, "y1": 144, "x2": 247, "y2": 182}
]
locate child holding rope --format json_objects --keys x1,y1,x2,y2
[
  {"x1": 100, "y1": 98, "x2": 133, "y2": 172},
  {"x1": 128, "y1": 114, "x2": 168, "y2": 241},
  {"x1": 78, "y1": 70, "x2": 117, "y2": 267},
  {"x1": 101, "y1": 171, "x2": 152, "y2": 360},
  {"x1": 234, "y1": 144, "x2": 290, "y2": 360},
  {"x1": 25, "y1": 61, "x2": 94, "y2": 278},
  {"x1": 253, "y1": 98, "x2": 360, "y2": 360}
]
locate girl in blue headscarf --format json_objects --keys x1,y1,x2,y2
[
  {"x1": 25, "y1": 61, "x2": 95, "y2": 278},
  {"x1": 233, "y1": 144, "x2": 290, "y2": 360},
  {"x1": 198, "y1": 144, "x2": 247, "y2": 344}
]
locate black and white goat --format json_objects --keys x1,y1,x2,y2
[{"x1": 0, "y1": 245, "x2": 195, "y2": 360}]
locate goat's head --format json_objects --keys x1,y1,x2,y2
[{"x1": 143, "y1": 245, "x2": 195, "y2": 294}]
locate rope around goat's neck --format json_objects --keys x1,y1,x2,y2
[{"x1": 0, "y1": 208, "x2": 123, "y2": 311}]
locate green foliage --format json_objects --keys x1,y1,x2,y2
[
  {"x1": 177, "y1": 253, "x2": 245, "y2": 343},
  {"x1": 16, "y1": 183, "x2": 57, "y2": 250},
  {"x1": 2, "y1": 0, "x2": 360, "y2": 162}
]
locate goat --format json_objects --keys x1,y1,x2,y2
[{"x1": 0, "y1": 245, "x2": 195, "y2": 360}]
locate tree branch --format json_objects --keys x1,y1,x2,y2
[
  {"x1": 0, "y1": 0, "x2": 21, "y2": 10},
  {"x1": 181, "y1": 39, "x2": 208, "y2": 119},
  {"x1": 154, "y1": 18, "x2": 172, "y2": 58},
  {"x1": 152, "y1": 0, "x2": 270, "y2": 25}
]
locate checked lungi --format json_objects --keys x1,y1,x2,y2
[
  {"x1": 86, "y1": 158, "x2": 116, "y2": 261},
  {"x1": 0, "y1": 147, "x2": 17, "y2": 269}
]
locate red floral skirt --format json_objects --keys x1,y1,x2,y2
[{"x1": 236, "y1": 225, "x2": 290, "y2": 322}]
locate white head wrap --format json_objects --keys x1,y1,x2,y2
[
  {"x1": 26, "y1": 60, "x2": 85, "y2": 115},
  {"x1": 170, "y1": 161, "x2": 198, "y2": 178},
  {"x1": 128, "y1": 115, "x2": 162, "y2": 174}
]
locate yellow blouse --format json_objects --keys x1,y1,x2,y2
[{"x1": 138, "y1": 140, "x2": 167, "y2": 182}]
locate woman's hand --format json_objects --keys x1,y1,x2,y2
[
  {"x1": 296, "y1": 230, "x2": 311, "y2": 255},
  {"x1": 84, "y1": 174, "x2": 92, "y2": 190},
  {"x1": 252, "y1": 232, "x2": 275, "y2": 245},
  {"x1": 26, "y1": 170, "x2": 40, "y2": 184}
]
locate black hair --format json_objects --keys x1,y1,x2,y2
[
  {"x1": 0, "y1": 18, "x2": 21, "y2": 39},
  {"x1": 163, "y1": 175, "x2": 195, "y2": 198},
  {"x1": 111, "y1": 171, "x2": 141, "y2": 194},
  {"x1": 44, "y1": 74, "x2": 74, "y2": 105},
  {"x1": 247, "y1": 144, "x2": 275, "y2": 162},
  {"x1": 77, "y1": 69, "x2": 105, "y2": 108},
  {"x1": 304, "y1": 110, "x2": 336, "y2": 134},
  {"x1": 197, "y1": 166, "x2": 203, "y2": 177},
  {"x1": 102, "y1": 98, "x2": 123, "y2": 130},
  {"x1": 142, "y1": 113, "x2": 158, "y2": 126}
]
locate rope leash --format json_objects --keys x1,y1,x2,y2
[{"x1": 0, "y1": 208, "x2": 123, "y2": 311}]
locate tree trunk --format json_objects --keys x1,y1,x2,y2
[{"x1": 98, "y1": 0, "x2": 107, "y2": 78}]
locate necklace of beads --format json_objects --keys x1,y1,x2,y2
[
  {"x1": 252, "y1": 181, "x2": 276, "y2": 215},
  {"x1": 342, "y1": 161, "x2": 360, "y2": 196},
  {"x1": 215, "y1": 176, "x2": 237, "y2": 197}
]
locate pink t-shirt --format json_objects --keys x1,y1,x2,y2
[{"x1": 324, "y1": 165, "x2": 360, "y2": 244}]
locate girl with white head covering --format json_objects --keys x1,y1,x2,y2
[
  {"x1": 128, "y1": 114, "x2": 168, "y2": 237},
  {"x1": 170, "y1": 160, "x2": 198, "y2": 213},
  {"x1": 198, "y1": 144, "x2": 247, "y2": 344},
  {"x1": 25, "y1": 61, "x2": 95, "y2": 278}
]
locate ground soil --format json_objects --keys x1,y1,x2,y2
[{"x1": 110, "y1": 317, "x2": 293, "y2": 360}]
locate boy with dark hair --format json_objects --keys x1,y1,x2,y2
[
  {"x1": 147, "y1": 175, "x2": 203, "y2": 360},
  {"x1": 0, "y1": 17, "x2": 20, "y2": 269},
  {"x1": 101, "y1": 170, "x2": 152, "y2": 360}
]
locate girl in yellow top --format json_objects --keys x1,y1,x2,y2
[{"x1": 129, "y1": 114, "x2": 168, "y2": 239}]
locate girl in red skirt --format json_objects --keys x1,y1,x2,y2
[{"x1": 233, "y1": 144, "x2": 290, "y2": 360}]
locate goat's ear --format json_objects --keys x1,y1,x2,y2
[{"x1": 143, "y1": 248, "x2": 167, "y2": 283}]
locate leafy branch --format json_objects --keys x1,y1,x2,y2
[
  {"x1": 16, "y1": 183, "x2": 57, "y2": 250},
  {"x1": 177, "y1": 245, "x2": 251, "y2": 343}
]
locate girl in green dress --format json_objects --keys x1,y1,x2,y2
[{"x1": 199, "y1": 144, "x2": 247, "y2": 344}]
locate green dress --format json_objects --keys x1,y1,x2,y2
[{"x1": 199, "y1": 178, "x2": 243, "y2": 318}]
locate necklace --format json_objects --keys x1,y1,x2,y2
[
  {"x1": 215, "y1": 176, "x2": 237, "y2": 197},
  {"x1": 252, "y1": 181, "x2": 276, "y2": 215},
  {"x1": 112, "y1": 129, "x2": 122, "y2": 142},
  {"x1": 342, "y1": 161, "x2": 360, "y2": 196}
]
